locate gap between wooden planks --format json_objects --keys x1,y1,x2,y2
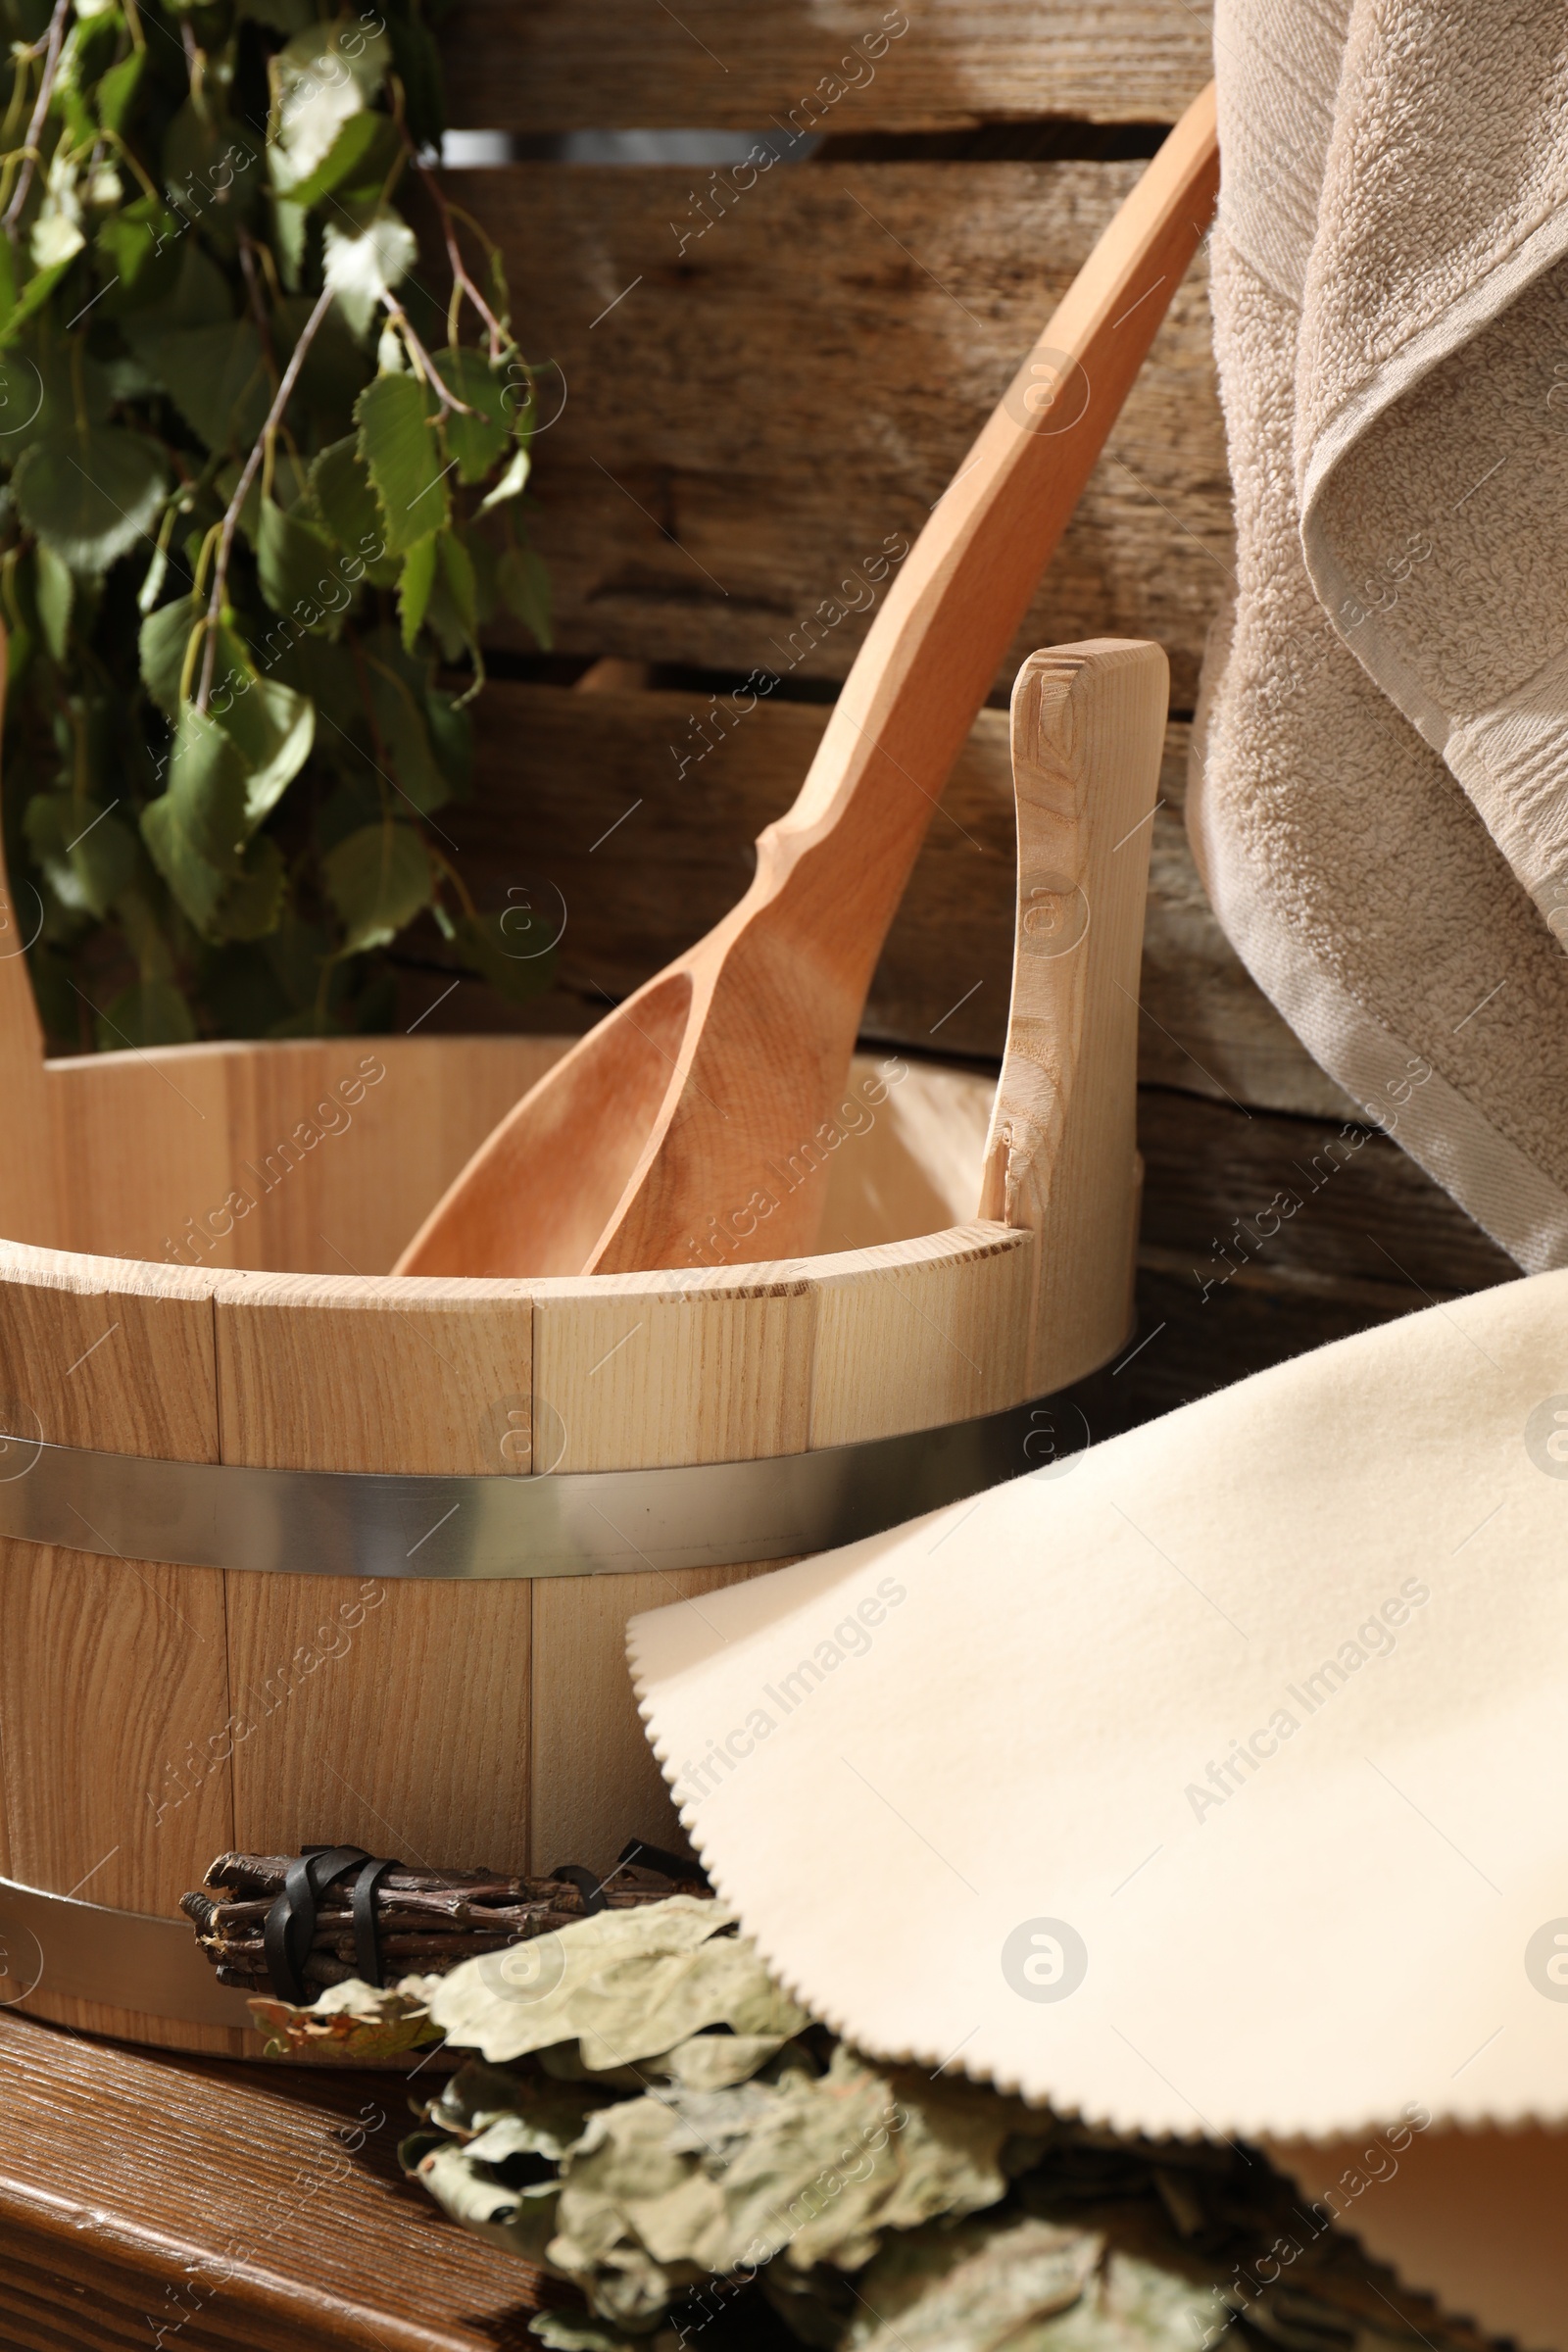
[{"x1": 402, "y1": 680, "x2": 1344, "y2": 1118}]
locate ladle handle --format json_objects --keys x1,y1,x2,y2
[{"x1": 746, "y1": 82, "x2": 1217, "y2": 1003}]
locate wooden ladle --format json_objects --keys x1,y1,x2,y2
[{"x1": 398, "y1": 85, "x2": 1219, "y2": 1279}]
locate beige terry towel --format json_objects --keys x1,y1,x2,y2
[{"x1": 1193, "y1": 0, "x2": 1568, "y2": 1269}]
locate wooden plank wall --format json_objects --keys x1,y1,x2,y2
[
  {"x1": 400, "y1": 0, "x2": 1516, "y2": 1437},
  {"x1": 440, "y1": 4, "x2": 1218, "y2": 131},
  {"x1": 452, "y1": 161, "x2": 1225, "y2": 704}
]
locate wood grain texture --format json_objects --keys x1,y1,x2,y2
[
  {"x1": 1102, "y1": 1085, "x2": 1518, "y2": 1437},
  {"x1": 44, "y1": 1035, "x2": 559, "y2": 1274},
  {"x1": 213, "y1": 1037, "x2": 561, "y2": 1276},
  {"x1": 438, "y1": 685, "x2": 1343, "y2": 1116},
  {"x1": 48, "y1": 1042, "x2": 231, "y2": 1261},
  {"x1": 215, "y1": 1274, "x2": 533, "y2": 1475},
  {"x1": 0, "y1": 1249, "x2": 237, "y2": 2053},
  {"x1": 529, "y1": 1265, "x2": 816, "y2": 1870},
  {"x1": 461, "y1": 160, "x2": 1230, "y2": 703},
  {"x1": 1026, "y1": 1086, "x2": 1518, "y2": 1446},
  {"x1": 807, "y1": 1225, "x2": 1031, "y2": 1446},
  {"x1": 214, "y1": 1275, "x2": 536, "y2": 1877},
  {"x1": 531, "y1": 1565, "x2": 786, "y2": 1878},
  {"x1": 815, "y1": 1057, "x2": 995, "y2": 1250},
  {"x1": 980, "y1": 642, "x2": 1166, "y2": 1392},
  {"x1": 1134, "y1": 1088, "x2": 1518, "y2": 1309},
  {"x1": 217, "y1": 1569, "x2": 534, "y2": 1877},
  {"x1": 0, "y1": 2011, "x2": 548, "y2": 2350},
  {"x1": 533, "y1": 1271, "x2": 814, "y2": 1475},
  {"x1": 441, "y1": 0, "x2": 1214, "y2": 130}
]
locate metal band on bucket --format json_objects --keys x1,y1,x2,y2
[
  {"x1": 0, "y1": 1875, "x2": 257, "y2": 2031},
  {"x1": 0, "y1": 1394, "x2": 1079, "y2": 1580}
]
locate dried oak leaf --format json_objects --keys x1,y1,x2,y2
[
  {"x1": 527, "y1": 2314, "x2": 678, "y2": 2352},
  {"x1": 830, "y1": 2214, "x2": 1102, "y2": 2351},
  {"x1": 427, "y1": 1895, "x2": 808, "y2": 2071},
  {"x1": 248, "y1": 1973, "x2": 442, "y2": 2064},
  {"x1": 1021, "y1": 2245, "x2": 1229, "y2": 2352},
  {"x1": 414, "y1": 2138, "x2": 563, "y2": 2266},
  {"x1": 650, "y1": 2033, "x2": 813, "y2": 2091},
  {"x1": 545, "y1": 2043, "x2": 1050, "y2": 2329},
  {"x1": 419, "y1": 2057, "x2": 616, "y2": 2161}
]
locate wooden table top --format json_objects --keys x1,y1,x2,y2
[{"x1": 0, "y1": 2011, "x2": 551, "y2": 2351}]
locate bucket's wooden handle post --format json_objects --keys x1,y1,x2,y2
[{"x1": 980, "y1": 638, "x2": 1167, "y2": 1395}]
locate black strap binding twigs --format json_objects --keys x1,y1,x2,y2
[
  {"x1": 352, "y1": 1855, "x2": 400, "y2": 1986},
  {"x1": 545, "y1": 1842, "x2": 710, "y2": 1917},
  {"x1": 616, "y1": 1838, "x2": 710, "y2": 1887},
  {"x1": 264, "y1": 1845, "x2": 403, "y2": 2002},
  {"x1": 548, "y1": 1863, "x2": 610, "y2": 1917}
]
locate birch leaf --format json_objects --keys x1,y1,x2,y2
[
  {"x1": 269, "y1": 20, "x2": 389, "y2": 199},
  {"x1": 646, "y1": 2033, "x2": 802, "y2": 2090},
  {"x1": 140, "y1": 799, "x2": 231, "y2": 934},
  {"x1": 220, "y1": 675, "x2": 316, "y2": 826},
  {"x1": 31, "y1": 207, "x2": 85, "y2": 271},
  {"x1": 138, "y1": 596, "x2": 201, "y2": 716},
  {"x1": 142, "y1": 706, "x2": 251, "y2": 929},
  {"x1": 94, "y1": 195, "x2": 181, "y2": 315},
  {"x1": 257, "y1": 496, "x2": 338, "y2": 623},
  {"x1": 310, "y1": 432, "x2": 396, "y2": 579},
  {"x1": 1019, "y1": 2247, "x2": 1226, "y2": 2352},
  {"x1": 242, "y1": 0, "x2": 314, "y2": 34},
  {"x1": 14, "y1": 428, "x2": 167, "y2": 574},
  {"x1": 325, "y1": 212, "x2": 418, "y2": 341},
  {"x1": 95, "y1": 47, "x2": 147, "y2": 134},
  {"x1": 96, "y1": 977, "x2": 197, "y2": 1051},
  {"x1": 399, "y1": 530, "x2": 437, "y2": 651},
  {"x1": 24, "y1": 791, "x2": 135, "y2": 917},
  {"x1": 543, "y1": 2041, "x2": 1033, "y2": 2329},
  {"x1": 478, "y1": 444, "x2": 531, "y2": 514},
  {"x1": 431, "y1": 346, "x2": 511, "y2": 483},
  {"x1": 322, "y1": 819, "x2": 432, "y2": 953},
  {"x1": 0, "y1": 254, "x2": 73, "y2": 348},
  {"x1": 34, "y1": 541, "x2": 72, "y2": 661},
  {"x1": 281, "y1": 111, "x2": 399, "y2": 213},
  {"x1": 355, "y1": 367, "x2": 448, "y2": 552},
  {"x1": 365, "y1": 653, "x2": 448, "y2": 811},
  {"x1": 498, "y1": 542, "x2": 552, "y2": 647},
  {"x1": 215, "y1": 832, "x2": 287, "y2": 942},
  {"x1": 130, "y1": 320, "x2": 270, "y2": 456}
]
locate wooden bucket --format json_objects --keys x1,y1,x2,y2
[{"x1": 0, "y1": 640, "x2": 1161, "y2": 2056}]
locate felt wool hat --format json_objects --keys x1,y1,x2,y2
[{"x1": 629, "y1": 1270, "x2": 1568, "y2": 2348}]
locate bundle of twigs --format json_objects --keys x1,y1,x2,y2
[{"x1": 182, "y1": 1846, "x2": 710, "y2": 1995}]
